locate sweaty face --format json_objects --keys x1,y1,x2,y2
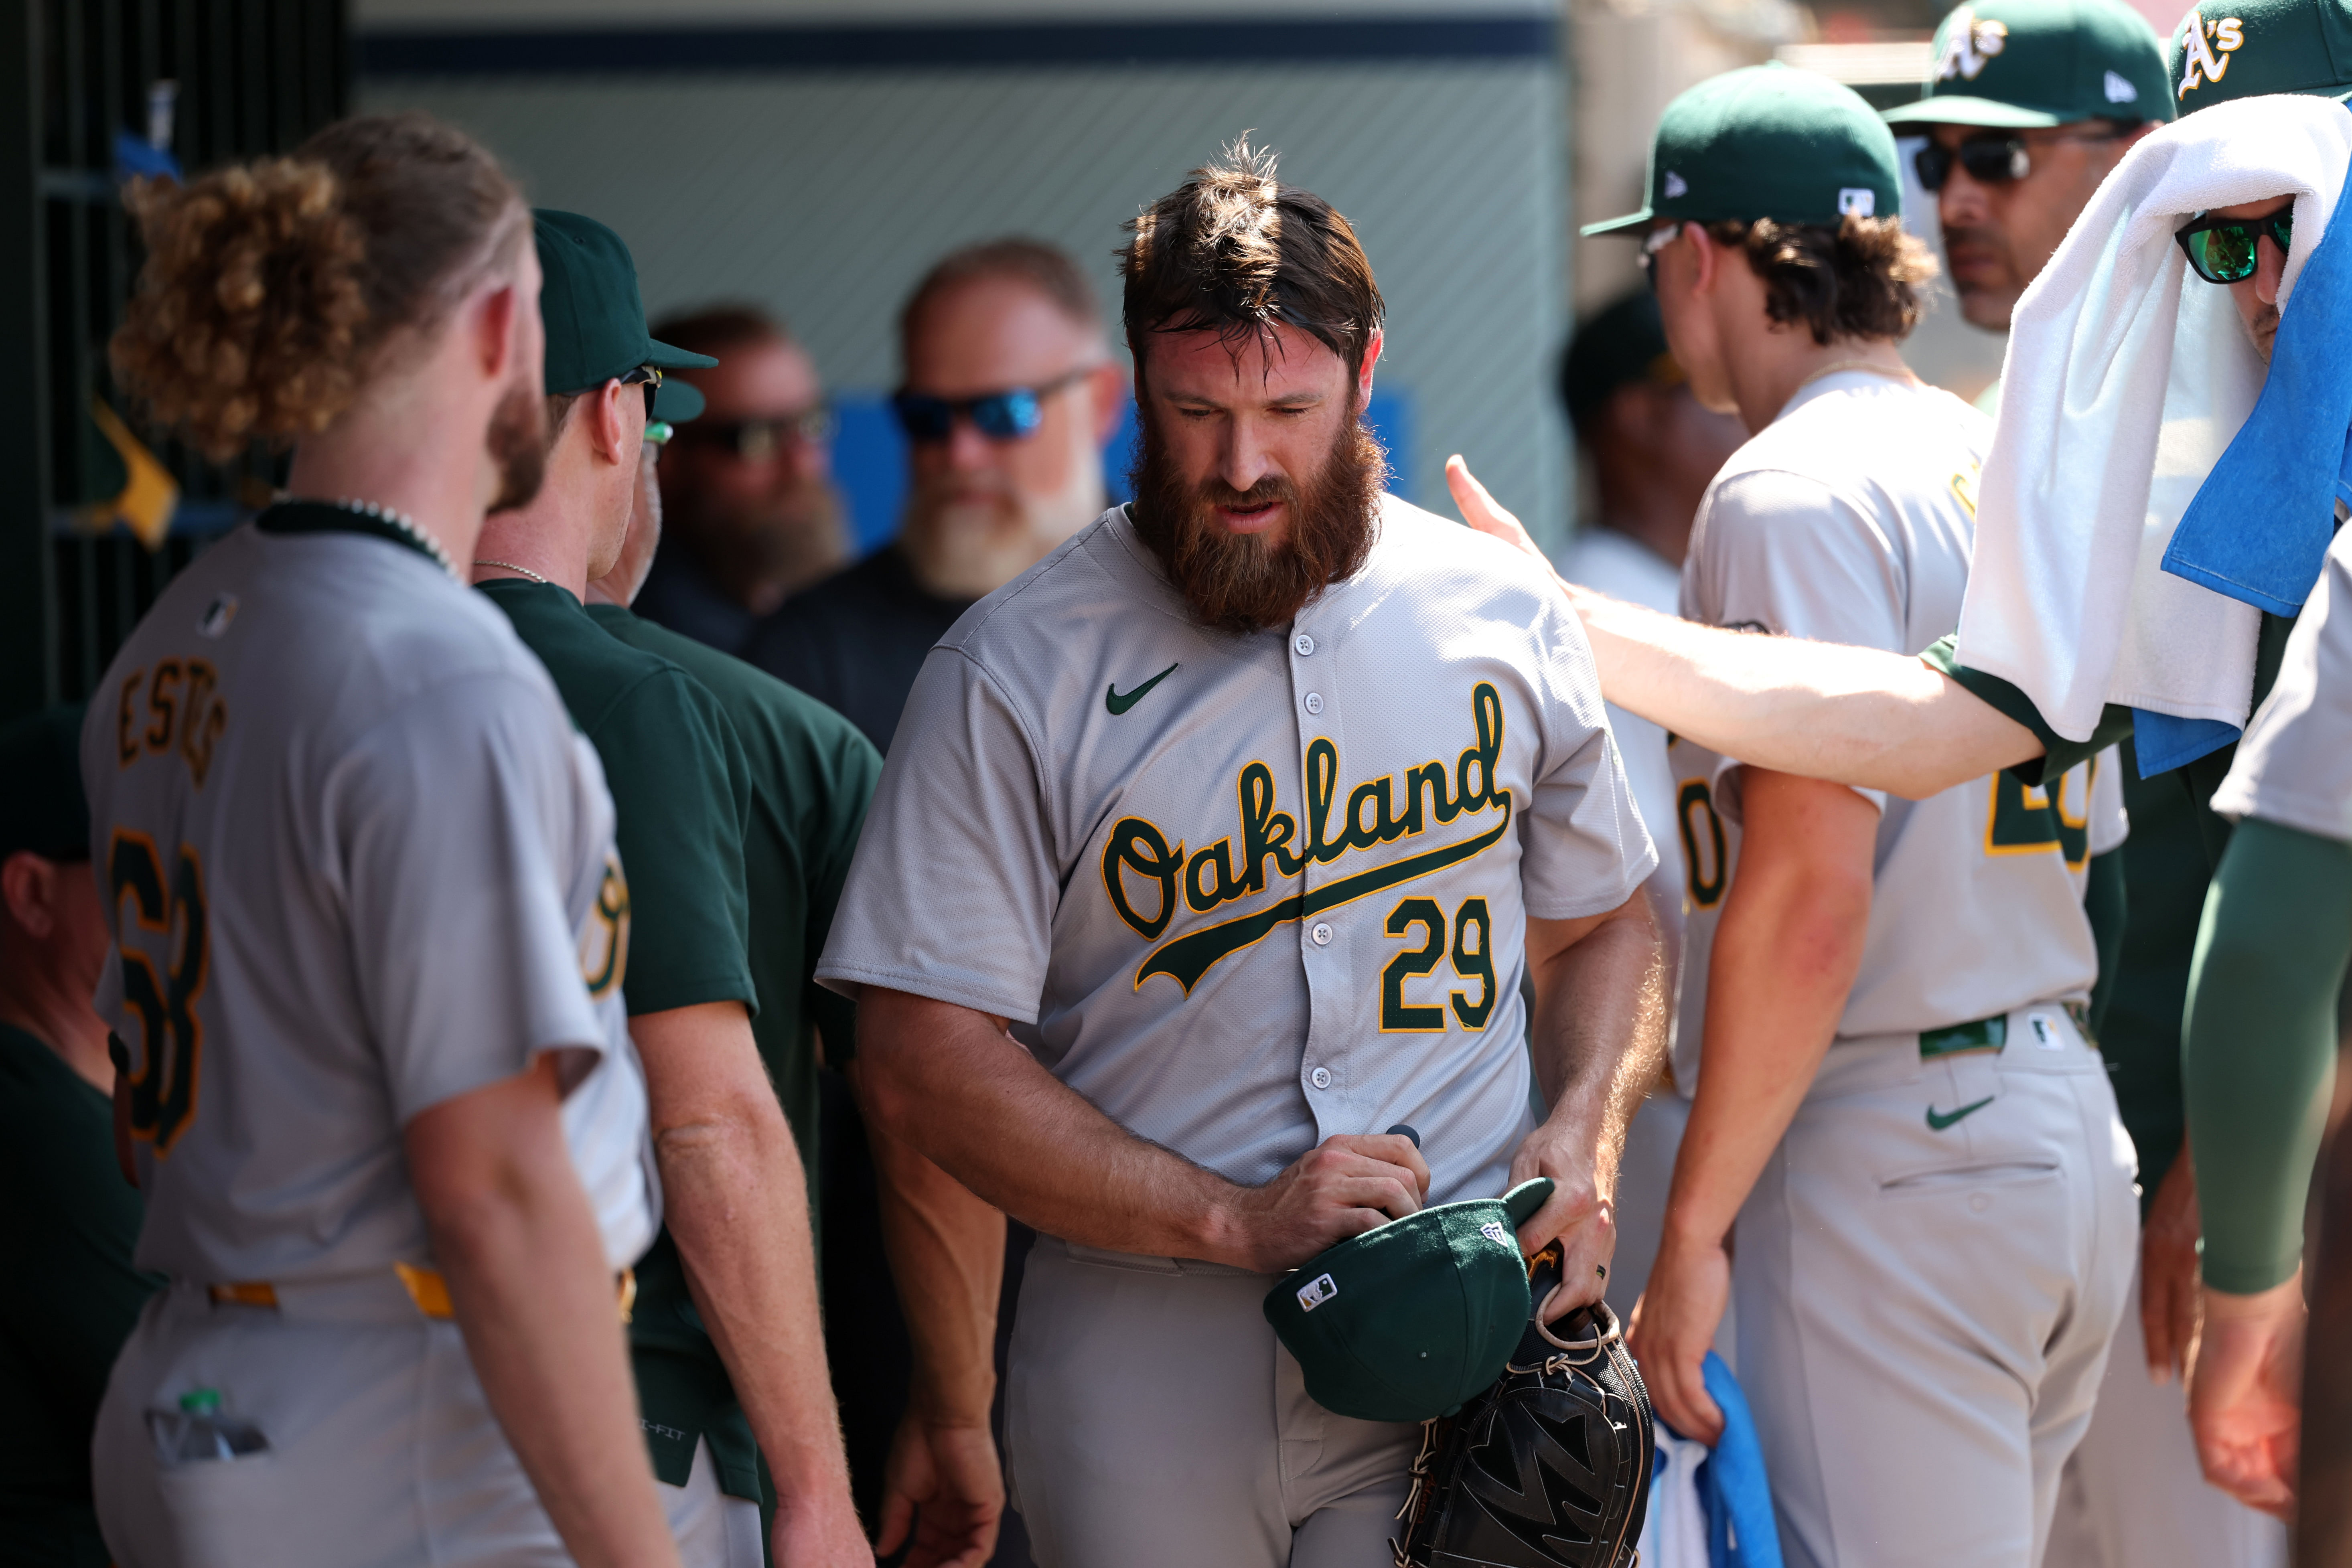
[
  {"x1": 1930, "y1": 122, "x2": 2134, "y2": 331},
  {"x1": 1129, "y1": 325, "x2": 1385, "y2": 634}
]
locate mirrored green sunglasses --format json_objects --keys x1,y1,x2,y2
[{"x1": 2176, "y1": 209, "x2": 2294, "y2": 285}]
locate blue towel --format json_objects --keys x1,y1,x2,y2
[
  {"x1": 2163, "y1": 117, "x2": 2352, "y2": 621},
  {"x1": 2131, "y1": 709, "x2": 2243, "y2": 774},
  {"x1": 1699, "y1": 1353, "x2": 1782, "y2": 1568}
]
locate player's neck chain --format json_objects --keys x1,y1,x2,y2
[
  {"x1": 326, "y1": 497, "x2": 459, "y2": 582},
  {"x1": 472, "y1": 559, "x2": 553, "y2": 586}
]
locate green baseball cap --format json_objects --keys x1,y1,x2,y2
[
  {"x1": 1263, "y1": 1177, "x2": 1553, "y2": 1424},
  {"x1": 1884, "y1": 0, "x2": 2174, "y2": 130},
  {"x1": 1585, "y1": 64, "x2": 1904, "y2": 237},
  {"x1": 2171, "y1": 0, "x2": 2352, "y2": 111},
  {"x1": 0, "y1": 703, "x2": 90, "y2": 863},
  {"x1": 533, "y1": 210, "x2": 716, "y2": 421}
]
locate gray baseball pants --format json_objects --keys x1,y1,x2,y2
[
  {"x1": 1734, "y1": 1007, "x2": 2137, "y2": 1568},
  {"x1": 1005, "y1": 1236, "x2": 1420, "y2": 1567}
]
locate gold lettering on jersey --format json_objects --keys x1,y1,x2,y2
[
  {"x1": 1985, "y1": 756, "x2": 2094, "y2": 870},
  {"x1": 114, "y1": 658, "x2": 230, "y2": 788},
  {"x1": 580, "y1": 854, "x2": 632, "y2": 999},
  {"x1": 1107, "y1": 683, "x2": 1514, "y2": 994}
]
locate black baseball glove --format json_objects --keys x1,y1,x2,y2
[{"x1": 1392, "y1": 1244, "x2": 1655, "y2": 1568}]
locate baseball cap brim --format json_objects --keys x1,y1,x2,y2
[
  {"x1": 645, "y1": 337, "x2": 719, "y2": 371},
  {"x1": 652, "y1": 377, "x2": 705, "y2": 422},
  {"x1": 1502, "y1": 1177, "x2": 1555, "y2": 1227},
  {"x1": 1582, "y1": 207, "x2": 1657, "y2": 237},
  {"x1": 1882, "y1": 95, "x2": 2066, "y2": 128}
]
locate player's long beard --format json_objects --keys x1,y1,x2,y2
[
  {"x1": 485, "y1": 379, "x2": 549, "y2": 514},
  {"x1": 1129, "y1": 405, "x2": 1386, "y2": 635}
]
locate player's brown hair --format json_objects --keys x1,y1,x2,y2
[
  {"x1": 112, "y1": 113, "x2": 527, "y2": 462},
  {"x1": 900, "y1": 238, "x2": 1102, "y2": 361},
  {"x1": 1703, "y1": 215, "x2": 1939, "y2": 346},
  {"x1": 1118, "y1": 138, "x2": 1384, "y2": 385},
  {"x1": 649, "y1": 304, "x2": 795, "y2": 362}
]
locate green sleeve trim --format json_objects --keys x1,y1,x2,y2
[
  {"x1": 1918, "y1": 634, "x2": 2135, "y2": 786},
  {"x1": 2083, "y1": 847, "x2": 2127, "y2": 1042},
  {"x1": 2185, "y1": 818, "x2": 2352, "y2": 1293}
]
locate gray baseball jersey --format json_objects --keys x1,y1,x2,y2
[
  {"x1": 2214, "y1": 522, "x2": 2352, "y2": 839},
  {"x1": 1667, "y1": 371, "x2": 2126, "y2": 1086},
  {"x1": 82, "y1": 518, "x2": 658, "y2": 1284},
  {"x1": 819, "y1": 495, "x2": 1656, "y2": 1206}
]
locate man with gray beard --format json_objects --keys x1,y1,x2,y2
[{"x1": 820, "y1": 144, "x2": 1664, "y2": 1568}]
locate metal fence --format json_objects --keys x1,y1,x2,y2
[{"x1": 1, "y1": 0, "x2": 347, "y2": 721}]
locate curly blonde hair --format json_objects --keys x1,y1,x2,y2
[{"x1": 112, "y1": 113, "x2": 523, "y2": 462}]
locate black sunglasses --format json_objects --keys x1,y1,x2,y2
[
  {"x1": 2175, "y1": 208, "x2": 2295, "y2": 284},
  {"x1": 671, "y1": 406, "x2": 838, "y2": 461},
  {"x1": 619, "y1": 363, "x2": 663, "y2": 419},
  {"x1": 1912, "y1": 130, "x2": 2121, "y2": 192},
  {"x1": 891, "y1": 367, "x2": 1092, "y2": 445}
]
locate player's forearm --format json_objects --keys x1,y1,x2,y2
[
  {"x1": 855, "y1": 987, "x2": 1247, "y2": 1266},
  {"x1": 635, "y1": 1005, "x2": 854, "y2": 1506},
  {"x1": 853, "y1": 1066, "x2": 1007, "y2": 1428},
  {"x1": 1568, "y1": 587, "x2": 2035, "y2": 799},
  {"x1": 411, "y1": 1063, "x2": 681, "y2": 1568},
  {"x1": 2184, "y1": 818, "x2": 2352, "y2": 1294},
  {"x1": 1527, "y1": 895, "x2": 1666, "y2": 1197}
]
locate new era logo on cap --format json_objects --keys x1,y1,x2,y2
[
  {"x1": 1297, "y1": 1273, "x2": 1339, "y2": 1312},
  {"x1": 1839, "y1": 187, "x2": 1877, "y2": 217},
  {"x1": 1480, "y1": 1222, "x2": 1512, "y2": 1247},
  {"x1": 2105, "y1": 68, "x2": 2141, "y2": 101},
  {"x1": 1663, "y1": 170, "x2": 1689, "y2": 198}
]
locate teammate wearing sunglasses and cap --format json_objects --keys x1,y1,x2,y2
[
  {"x1": 1886, "y1": 0, "x2": 2171, "y2": 363},
  {"x1": 1451, "y1": 25, "x2": 2352, "y2": 1524}
]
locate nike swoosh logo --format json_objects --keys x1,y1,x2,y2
[
  {"x1": 1105, "y1": 663, "x2": 1179, "y2": 715},
  {"x1": 1926, "y1": 1096, "x2": 1995, "y2": 1132}
]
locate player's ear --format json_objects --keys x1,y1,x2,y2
[
  {"x1": 474, "y1": 280, "x2": 522, "y2": 381},
  {"x1": 0, "y1": 850, "x2": 57, "y2": 940},
  {"x1": 591, "y1": 378, "x2": 635, "y2": 466}
]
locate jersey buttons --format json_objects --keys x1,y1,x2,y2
[
  {"x1": 1293, "y1": 633, "x2": 1316, "y2": 656},
  {"x1": 1310, "y1": 1066, "x2": 1333, "y2": 1090},
  {"x1": 1303, "y1": 692, "x2": 1324, "y2": 715},
  {"x1": 1311, "y1": 922, "x2": 1334, "y2": 945}
]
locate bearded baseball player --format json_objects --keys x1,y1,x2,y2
[
  {"x1": 1452, "y1": 50, "x2": 2350, "y2": 1520},
  {"x1": 83, "y1": 115, "x2": 678, "y2": 1567},
  {"x1": 823, "y1": 142, "x2": 1665, "y2": 1567}
]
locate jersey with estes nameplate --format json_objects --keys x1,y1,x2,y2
[{"x1": 81, "y1": 517, "x2": 657, "y2": 1286}]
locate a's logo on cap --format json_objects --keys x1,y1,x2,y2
[
  {"x1": 2104, "y1": 69, "x2": 2140, "y2": 102},
  {"x1": 2177, "y1": 10, "x2": 2245, "y2": 96},
  {"x1": 1935, "y1": 8, "x2": 2010, "y2": 81},
  {"x1": 1662, "y1": 170, "x2": 1689, "y2": 199},
  {"x1": 1297, "y1": 1273, "x2": 1339, "y2": 1312},
  {"x1": 1838, "y1": 188, "x2": 1877, "y2": 217}
]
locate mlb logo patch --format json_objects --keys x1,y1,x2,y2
[
  {"x1": 1838, "y1": 188, "x2": 1876, "y2": 218},
  {"x1": 1297, "y1": 1273, "x2": 1339, "y2": 1312},
  {"x1": 195, "y1": 594, "x2": 239, "y2": 638}
]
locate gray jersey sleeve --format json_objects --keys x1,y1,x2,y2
[
  {"x1": 2214, "y1": 526, "x2": 2352, "y2": 841},
  {"x1": 331, "y1": 671, "x2": 610, "y2": 1123},
  {"x1": 1520, "y1": 594, "x2": 1659, "y2": 920},
  {"x1": 1683, "y1": 468, "x2": 1912, "y2": 815},
  {"x1": 817, "y1": 648, "x2": 1055, "y2": 1022}
]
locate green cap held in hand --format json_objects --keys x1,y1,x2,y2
[
  {"x1": 1263, "y1": 1177, "x2": 1554, "y2": 1424},
  {"x1": 1585, "y1": 63, "x2": 1904, "y2": 237},
  {"x1": 1884, "y1": 0, "x2": 2174, "y2": 130}
]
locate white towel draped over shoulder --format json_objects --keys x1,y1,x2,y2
[{"x1": 1956, "y1": 95, "x2": 2352, "y2": 742}]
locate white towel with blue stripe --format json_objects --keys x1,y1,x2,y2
[
  {"x1": 1955, "y1": 95, "x2": 2352, "y2": 772},
  {"x1": 1638, "y1": 1352, "x2": 1782, "y2": 1568}
]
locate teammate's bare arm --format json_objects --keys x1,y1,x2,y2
[
  {"x1": 1631, "y1": 770, "x2": 1877, "y2": 1443},
  {"x1": 1446, "y1": 458, "x2": 2043, "y2": 798},
  {"x1": 631, "y1": 1000, "x2": 860, "y2": 1560},
  {"x1": 854, "y1": 990, "x2": 1430, "y2": 1276},
  {"x1": 849, "y1": 1075, "x2": 1008, "y2": 1568},
  {"x1": 1515, "y1": 894, "x2": 1665, "y2": 1308},
  {"x1": 409, "y1": 1057, "x2": 683, "y2": 1568}
]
